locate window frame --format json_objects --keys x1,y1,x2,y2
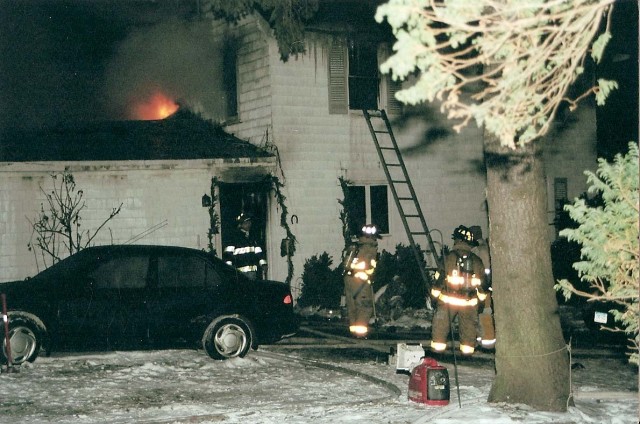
[
  {"x1": 346, "y1": 183, "x2": 389, "y2": 236},
  {"x1": 347, "y1": 38, "x2": 380, "y2": 111},
  {"x1": 223, "y1": 36, "x2": 239, "y2": 122},
  {"x1": 327, "y1": 38, "x2": 403, "y2": 115},
  {"x1": 89, "y1": 255, "x2": 149, "y2": 290},
  {"x1": 553, "y1": 177, "x2": 568, "y2": 214}
]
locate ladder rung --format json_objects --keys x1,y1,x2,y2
[{"x1": 365, "y1": 110, "x2": 442, "y2": 273}]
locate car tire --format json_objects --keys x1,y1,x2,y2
[
  {"x1": 1, "y1": 313, "x2": 46, "y2": 365},
  {"x1": 202, "y1": 315, "x2": 252, "y2": 360}
]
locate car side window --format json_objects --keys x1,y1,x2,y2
[
  {"x1": 158, "y1": 255, "x2": 209, "y2": 288},
  {"x1": 89, "y1": 256, "x2": 149, "y2": 289},
  {"x1": 205, "y1": 262, "x2": 221, "y2": 287}
]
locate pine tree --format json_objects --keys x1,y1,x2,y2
[{"x1": 556, "y1": 142, "x2": 639, "y2": 364}]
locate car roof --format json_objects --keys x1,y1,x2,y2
[
  {"x1": 81, "y1": 244, "x2": 213, "y2": 258},
  {"x1": 85, "y1": 244, "x2": 198, "y2": 252}
]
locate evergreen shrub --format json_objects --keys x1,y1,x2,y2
[
  {"x1": 298, "y1": 244, "x2": 429, "y2": 312},
  {"x1": 555, "y1": 142, "x2": 639, "y2": 364},
  {"x1": 297, "y1": 252, "x2": 343, "y2": 309}
]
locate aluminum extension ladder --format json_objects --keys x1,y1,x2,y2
[{"x1": 362, "y1": 109, "x2": 443, "y2": 299}]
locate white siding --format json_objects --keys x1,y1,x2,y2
[
  {"x1": 0, "y1": 159, "x2": 274, "y2": 282},
  {"x1": 211, "y1": 15, "x2": 488, "y2": 290},
  {"x1": 1, "y1": 13, "x2": 595, "y2": 289},
  {"x1": 238, "y1": 22, "x2": 489, "y2": 290},
  {"x1": 223, "y1": 18, "x2": 273, "y2": 143}
]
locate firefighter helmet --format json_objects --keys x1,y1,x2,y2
[
  {"x1": 236, "y1": 213, "x2": 253, "y2": 225},
  {"x1": 361, "y1": 224, "x2": 381, "y2": 238},
  {"x1": 452, "y1": 225, "x2": 477, "y2": 245}
]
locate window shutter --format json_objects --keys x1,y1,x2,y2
[
  {"x1": 328, "y1": 39, "x2": 348, "y2": 115},
  {"x1": 386, "y1": 77, "x2": 403, "y2": 116},
  {"x1": 379, "y1": 44, "x2": 403, "y2": 116},
  {"x1": 553, "y1": 178, "x2": 568, "y2": 211}
]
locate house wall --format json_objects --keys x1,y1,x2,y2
[
  {"x1": 221, "y1": 15, "x2": 489, "y2": 297},
  {"x1": 0, "y1": 159, "x2": 274, "y2": 282},
  {"x1": 0, "y1": 15, "x2": 597, "y2": 290},
  {"x1": 543, "y1": 104, "x2": 598, "y2": 239},
  {"x1": 214, "y1": 18, "x2": 274, "y2": 143},
  {"x1": 220, "y1": 14, "x2": 598, "y2": 299},
  {"x1": 268, "y1": 39, "x2": 353, "y2": 294}
]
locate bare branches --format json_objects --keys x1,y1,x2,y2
[
  {"x1": 27, "y1": 172, "x2": 122, "y2": 269},
  {"x1": 376, "y1": 0, "x2": 616, "y2": 148}
]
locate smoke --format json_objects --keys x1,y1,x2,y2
[
  {"x1": 0, "y1": 1, "x2": 120, "y2": 130},
  {"x1": 0, "y1": 2, "x2": 228, "y2": 131},
  {"x1": 103, "y1": 18, "x2": 226, "y2": 122}
]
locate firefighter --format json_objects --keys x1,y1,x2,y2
[
  {"x1": 223, "y1": 213, "x2": 267, "y2": 280},
  {"x1": 470, "y1": 225, "x2": 495, "y2": 349},
  {"x1": 342, "y1": 224, "x2": 380, "y2": 338},
  {"x1": 430, "y1": 225, "x2": 487, "y2": 356}
]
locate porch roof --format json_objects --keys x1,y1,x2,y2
[{"x1": 0, "y1": 108, "x2": 272, "y2": 162}]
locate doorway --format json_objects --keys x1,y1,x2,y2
[{"x1": 218, "y1": 182, "x2": 269, "y2": 258}]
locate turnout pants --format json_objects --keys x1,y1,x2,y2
[
  {"x1": 344, "y1": 276, "x2": 375, "y2": 328},
  {"x1": 431, "y1": 301, "x2": 478, "y2": 354}
]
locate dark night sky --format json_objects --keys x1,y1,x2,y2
[
  {"x1": 595, "y1": 0, "x2": 639, "y2": 158},
  {"x1": 0, "y1": 0, "x2": 226, "y2": 131},
  {"x1": 0, "y1": 0, "x2": 637, "y2": 158}
]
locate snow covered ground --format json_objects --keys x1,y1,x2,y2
[
  {"x1": 0, "y1": 338, "x2": 637, "y2": 423},
  {"x1": 0, "y1": 305, "x2": 637, "y2": 423}
]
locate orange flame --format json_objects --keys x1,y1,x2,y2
[{"x1": 132, "y1": 92, "x2": 179, "y2": 120}]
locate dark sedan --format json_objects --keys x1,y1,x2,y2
[{"x1": 0, "y1": 245, "x2": 298, "y2": 365}]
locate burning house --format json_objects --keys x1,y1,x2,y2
[
  {"x1": 0, "y1": 2, "x2": 598, "y2": 296},
  {"x1": 0, "y1": 107, "x2": 277, "y2": 280}
]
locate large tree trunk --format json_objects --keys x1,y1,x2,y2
[{"x1": 485, "y1": 141, "x2": 572, "y2": 411}]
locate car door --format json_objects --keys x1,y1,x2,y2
[
  {"x1": 147, "y1": 253, "x2": 220, "y2": 341},
  {"x1": 82, "y1": 253, "x2": 150, "y2": 345},
  {"x1": 53, "y1": 251, "x2": 105, "y2": 345}
]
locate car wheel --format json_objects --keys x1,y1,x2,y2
[
  {"x1": 202, "y1": 316, "x2": 252, "y2": 360},
  {"x1": 1, "y1": 314, "x2": 44, "y2": 365}
]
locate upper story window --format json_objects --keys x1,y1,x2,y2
[
  {"x1": 223, "y1": 37, "x2": 239, "y2": 121},
  {"x1": 328, "y1": 38, "x2": 402, "y2": 115},
  {"x1": 348, "y1": 39, "x2": 379, "y2": 110}
]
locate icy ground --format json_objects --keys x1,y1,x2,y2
[
  {"x1": 0, "y1": 343, "x2": 637, "y2": 423},
  {"x1": 0, "y1": 305, "x2": 637, "y2": 423}
]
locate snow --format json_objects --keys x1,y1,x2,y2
[{"x1": 0, "y1": 307, "x2": 638, "y2": 424}]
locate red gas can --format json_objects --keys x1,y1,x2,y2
[{"x1": 407, "y1": 357, "x2": 450, "y2": 406}]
